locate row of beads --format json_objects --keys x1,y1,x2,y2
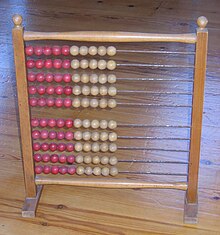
[
  {"x1": 35, "y1": 165, "x2": 118, "y2": 176},
  {"x1": 75, "y1": 155, "x2": 118, "y2": 165},
  {"x1": 32, "y1": 130, "x2": 74, "y2": 140},
  {"x1": 33, "y1": 142, "x2": 74, "y2": 152},
  {"x1": 29, "y1": 97, "x2": 72, "y2": 107},
  {"x1": 71, "y1": 59, "x2": 116, "y2": 70},
  {"x1": 29, "y1": 85, "x2": 72, "y2": 95},
  {"x1": 34, "y1": 153, "x2": 75, "y2": 163},
  {"x1": 25, "y1": 45, "x2": 116, "y2": 57},
  {"x1": 74, "y1": 142, "x2": 117, "y2": 153},
  {"x1": 31, "y1": 118, "x2": 117, "y2": 130},
  {"x1": 28, "y1": 73, "x2": 71, "y2": 83},
  {"x1": 27, "y1": 59, "x2": 71, "y2": 69}
]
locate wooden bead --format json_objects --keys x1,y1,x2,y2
[
  {"x1": 90, "y1": 98, "x2": 99, "y2": 108},
  {"x1": 75, "y1": 155, "x2": 84, "y2": 163},
  {"x1": 91, "y1": 119, "x2": 99, "y2": 129},
  {"x1": 89, "y1": 59, "x2": 98, "y2": 69},
  {"x1": 93, "y1": 167, "x2": 101, "y2": 176},
  {"x1": 108, "y1": 86, "x2": 117, "y2": 96},
  {"x1": 98, "y1": 46, "x2": 107, "y2": 56},
  {"x1": 109, "y1": 143, "x2": 117, "y2": 152},
  {"x1": 74, "y1": 131, "x2": 83, "y2": 140},
  {"x1": 110, "y1": 167, "x2": 118, "y2": 176},
  {"x1": 109, "y1": 156, "x2": 118, "y2": 165},
  {"x1": 81, "y1": 73, "x2": 90, "y2": 83},
  {"x1": 72, "y1": 98, "x2": 81, "y2": 108},
  {"x1": 98, "y1": 60, "x2": 107, "y2": 70},
  {"x1": 81, "y1": 98, "x2": 90, "y2": 108},
  {"x1": 82, "y1": 119, "x2": 90, "y2": 128},
  {"x1": 76, "y1": 166, "x2": 85, "y2": 175},
  {"x1": 72, "y1": 74, "x2": 80, "y2": 83},
  {"x1": 82, "y1": 85, "x2": 90, "y2": 95},
  {"x1": 91, "y1": 143, "x2": 100, "y2": 152},
  {"x1": 100, "y1": 143, "x2": 108, "y2": 152},
  {"x1": 83, "y1": 143, "x2": 91, "y2": 152},
  {"x1": 72, "y1": 85, "x2": 81, "y2": 95},
  {"x1": 84, "y1": 155, "x2": 92, "y2": 164},
  {"x1": 100, "y1": 120, "x2": 108, "y2": 129},
  {"x1": 85, "y1": 166, "x2": 93, "y2": 175},
  {"x1": 75, "y1": 142, "x2": 83, "y2": 152},
  {"x1": 108, "y1": 99, "x2": 117, "y2": 108},
  {"x1": 91, "y1": 132, "x2": 100, "y2": 141},
  {"x1": 99, "y1": 86, "x2": 108, "y2": 96},
  {"x1": 70, "y1": 46, "x2": 79, "y2": 56},
  {"x1": 99, "y1": 74, "x2": 107, "y2": 84},
  {"x1": 108, "y1": 120, "x2": 117, "y2": 129},
  {"x1": 108, "y1": 74, "x2": 116, "y2": 84},
  {"x1": 82, "y1": 131, "x2": 91, "y2": 141},
  {"x1": 107, "y1": 60, "x2": 116, "y2": 70},
  {"x1": 71, "y1": 59, "x2": 80, "y2": 69},
  {"x1": 79, "y1": 46, "x2": 88, "y2": 56},
  {"x1": 99, "y1": 99, "x2": 108, "y2": 109},
  {"x1": 13, "y1": 14, "x2": 23, "y2": 27},
  {"x1": 109, "y1": 132, "x2": 117, "y2": 142},
  {"x1": 80, "y1": 59, "x2": 89, "y2": 69},
  {"x1": 101, "y1": 167, "x2": 110, "y2": 176},
  {"x1": 74, "y1": 118, "x2": 82, "y2": 128},
  {"x1": 197, "y1": 16, "x2": 208, "y2": 29},
  {"x1": 88, "y1": 46, "x2": 97, "y2": 56},
  {"x1": 107, "y1": 46, "x2": 116, "y2": 56},
  {"x1": 90, "y1": 74, "x2": 98, "y2": 83},
  {"x1": 92, "y1": 156, "x2": 100, "y2": 164},
  {"x1": 91, "y1": 86, "x2": 99, "y2": 96},
  {"x1": 101, "y1": 156, "x2": 109, "y2": 165},
  {"x1": 100, "y1": 132, "x2": 108, "y2": 141}
]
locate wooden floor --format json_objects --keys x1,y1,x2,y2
[{"x1": 0, "y1": 0, "x2": 220, "y2": 234}]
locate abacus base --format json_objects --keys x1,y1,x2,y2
[
  {"x1": 184, "y1": 196, "x2": 198, "y2": 224},
  {"x1": 22, "y1": 185, "x2": 43, "y2": 218}
]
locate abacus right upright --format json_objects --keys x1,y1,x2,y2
[{"x1": 12, "y1": 14, "x2": 208, "y2": 223}]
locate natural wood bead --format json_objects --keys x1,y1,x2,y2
[
  {"x1": 85, "y1": 166, "x2": 93, "y2": 175},
  {"x1": 99, "y1": 74, "x2": 107, "y2": 84},
  {"x1": 91, "y1": 143, "x2": 100, "y2": 152},
  {"x1": 82, "y1": 119, "x2": 90, "y2": 128},
  {"x1": 100, "y1": 120, "x2": 108, "y2": 129},
  {"x1": 74, "y1": 131, "x2": 83, "y2": 140},
  {"x1": 108, "y1": 74, "x2": 116, "y2": 84},
  {"x1": 90, "y1": 98, "x2": 99, "y2": 108},
  {"x1": 91, "y1": 132, "x2": 100, "y2": 141},
  {"x1": 84, "y1": 155, "x2": 92, "y2": 164},
  {"x1": 76, "y1": 166, "x2": 85, "y2": 175},
  {"x1": 75, "y1": 155, "x2": 84, "y2": 163},
  {"x1": 80, "y1": 59, "x2": 89, "y2": 69},
  {"x1": 197, "y1": 16, "x2": 208, "y2": 29},
  {"x1": 98, "y1": 46, "x2": 107, "y2": 56},
  {"x1": 100, "y1": 86, "x2": 108, "y2": 96},
  {"x1": 101, "y1": 167, "x2": 110, "y2": 176},
  {"x1": 98, "y1": 60, "x2": 107, "y2": 70},
  {"x1": 91, "y1": 86, "x2": 99, "y2": 96},
  {"x1": 93, "y1": 166, "x2": 101, "y2": 176},
  {"x1": 108, "y1": 86, "x2": 117, "y2": 96},
  {"x1": 81, "y1": 98, "x2": 90, "y2": 108},
  {"x1": 89, "y1": 59, "x2": 98, "y2": 69},
  {"x1": 108, "y1": 99, "x2": 117, "y2": 108},
  {"x1": 100, "y1": 132, "x2": 109, "y2": 141},
  {"x1": 13, "y1": 14, "x2": 23, "y2": 27},
  {"x1": 74, "y1": 118, "x2": 82, "y2": 128},
  {"x1": 108, "y1": 120, "x2": 117, "y2": 129},
  {"x1": 99, "y1": 99, "x2": 108, "y2": 109},
  {"x1": 107, "y1": 60, "x2": 117, "y2": 70},
  {"x1": 72, "y1": 98, "x2": 81, "y2": 108},
  {"x1": 109, "y1": 156, "x2": 118, "y2": 165},
  {"x1": 75, "y1": 142, "x2": 83, "y2": 152},
  {"x1": 91, "y1": 119, "x2": 99, "y2": 129},
  {"x1": 110, "y1": 167, "x2": 118, "y2": 176},
  {"x1": 100, "y1": 143, "x2": 108, "y2": 152},
  {"x1": 72, "y1": 85, "x2": 81, "y2": 95},
  {"x1": 90, "y1": 74, "x2": 98, "y2": 83},
  {"x1": 88, "y1": 46, "x2": 97, "y2": 56},
  {"x1": 70, "y1": 46, "x2": 79, "y2": 56},
  {"x1": 82, "y1": 131, "x2": 91, "y2": 141},
  {"x1": 109, "y1": 143, "x2": 117, "y2": 152},
  {"x1": 79, "y1": 46, "x2": 88, "y2": 56},
  {"x1": 81, "y1": 74, "x2": 90, "y2": 83},
  {"x1": 72, "y1": 74, "x2": 80, "y2": 83},
  {"x1": 92, "y1": 156, "x2": 100, "y2": 164},
  {"x1": 107, "y1": 46, "x2": 116, "y2": 56},
  {"x1": 101, "y1": 156, "x2": 109, "y2": 165},
  {"x1": 83, "y1": 143, "x2": 91, "y2": 152},
  {"x1": 82, "y1": 86, "x2": 90, "y2": 95},
  {"x1": 71, "y1": 59, "x2": 80, "y2": 69},
  {"x1": 109, "y1": 132, "x2": 117, "y2": 142}
]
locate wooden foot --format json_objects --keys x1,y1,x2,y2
[
  {"x1": 184, "y1": 196, "x2": 198, "y2": 224},
  {"x1": 22, "y1": 185, "x2": 43, "y2": 218}
]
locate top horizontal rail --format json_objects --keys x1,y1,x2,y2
[{"x1": 23, "y1": 31, "x2": 197, "y2": 44}]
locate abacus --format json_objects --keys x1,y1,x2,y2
[{"x1": 12, "y1": 14, "x2": 208, "y2": 223}]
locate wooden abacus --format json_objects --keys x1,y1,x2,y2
[{"x1": 12, "y1": 14, "x2": 208, "y2": 223}]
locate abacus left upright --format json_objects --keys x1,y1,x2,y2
[{"x1": 12, "y1": 14, "x2": 208, "y2": 223}]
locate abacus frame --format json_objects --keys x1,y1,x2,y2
[{"x1": 12, "y1": 14, "x2": 208, "y2": 223}]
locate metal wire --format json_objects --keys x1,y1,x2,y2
[
  {"x1": 117, "y1": 147, "x2": 189, "y2": 152},
  {"x1": 119, "y1": 171, "x2": 188, "y2": 176},
  {"x1": 117, "y1": 78, "x2": 193, "y2": 82},
  {"x1": 118, "y1": 136, "x2": 190, "y2": 140},
  {"x1": 117, "y1": 63, "x2": 194, "y2": 68},
  {"x1": 118, "y1": 160, "x2": 189, "y2": 164},
  {"x1": 117, "y1": 124, "x2": 191, "y2": 128},
  {"x1": 118, "y1": 90, "x2": 192, "y2": 95},
  {"x1": 117, "y1": 49, "x2": 195, "y2": 55},
  {"x1": 117, "y1": 102, "x2": 192, "y2": 108}
]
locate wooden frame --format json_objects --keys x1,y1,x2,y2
[{"x1": 12, "y1": 14, "x2": 208, "y2": 223}]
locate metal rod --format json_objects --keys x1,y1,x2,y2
[
  {"x1": 118, "y1": 136, "x2": 190, "y2": 140},
  {"x1": 117, "y1": 78, "x2": 194, "y2": 82},
  {"x1": 118, "y1": 103, "x2": 192, "y2": 108},
  {"x1": 118, "y1": 90, "x2": 193, "y2": 95},
  {"x1": 119, "y1": 171, "x2": 188, "y2": 176},
  {"x1": 117, "y1": 147, "x2": 189, "y2": 152},
  {"x1": 117, "y1": 124, "x2": 191, "y2": 128},
  {"x1": 117, "y1": 63, "x2": 194, "y2": 68},
  {"x1": 118, "y1": 160, "x2": 189, "y2": 164},
  {"x1": 117, "y1": 49, "x2": 195, "y2": 55}
]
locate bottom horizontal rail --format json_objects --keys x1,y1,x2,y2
[{"x1": 35, "y1": 177, "x2": 187, "y2": 191}]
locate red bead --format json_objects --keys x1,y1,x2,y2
[
  {"x1": 57, "y1": 143, "x2": 66, "y2": 152},
  {"x1": 50, "y1": 154, "x2": 59, "y2": 163},
  {"x1": 62, "y1": 60, "x2": 70, "y2": 69},
  {"x1": 41, "y1": 143, "x2": 49, "y2": 151},
  {"x1": 67, "y1": 155, "x2": 75, "y2": 164},
  {"x1": 62, "y1": 45, "x2": 70, "y2": 55},
  {"x1": 31, "y1": 118, "x2": 39, "y2": 127},
  {"x1": 39, "y1": 119, "x2": 48, "y2": 127},
  {"x1": 54, "y1": 74, "x2": 63, "y2": 83},
  {"x1": 64, "y1": 98, "x2": 72, "y2": 108},
  {"x1": 49, "y1": 131, "x2": 57, "y2": 139},
  {"x1": 65, "y1": 131, "x2": 74, "y2": 140},
  {"x1": 55, "y1": 86, "x2": 64, "y2": 95},
  {"x1": 51, "y1": 165, "x2": 59, "y2": 174},
  {"x1": 53, "y1": 59, "x2": 62, "y2": 69},
  {"x1": 49, "y1": 143, "x2": 57, "y2": 151},
  {"x1": 68, "y1": 166, "x2": 76, "y2": 175},
  {"x1": 44, "y1": 59, "x2": 53, "y2": 69},
  {"x1": 34, "y1": 46, "x2": 43, "y2": 56},
  {"x1": 66, "y1": 143, "x2": 74, "y2": 152},
  {"x1": 28, "y1": 73, "x2": 36, "y2": 82},
  {"x1": 32, "y1": 130, "x2": 40, "y2": 139},
  {"x1": 35, "y1": 60, "x2": 45, "y2": 69},
  {"x1": 37, "y1": 85, "x2": 46, "y2": 95},
  {"x1": 33, "y1": 142, "x2": 41, "y2": 151},
  {"x1": 41, "y1": 130, "x2": 49, "y2": 139},
  {"x1": 55, "y1": 98, "x2": 63, "y2": 107},
  {"x1": 43, "y1": 46, "x2": 52, "y2": 55},
  {"x1": 59, "y1": 154, "x2": 67, "y2": 163},
  {"x1": 57, "y1": 119, "x2": 65, "y2": 128},
  {"x1": 25, "y1": 46, "x2": 34, "y2": 56},
  {"x1": 27, "y1": 60, "x2": 35, "y2": 68},
  {"x1": 65, "y1": 119, "x2": 73, "y2": 128},
  {"x1": 42, "y1": 153, "x2": 50, "y2": 162},
  {"x1": 63, "y1": 74, "x2": 71, "y2": 83},
  {"x1": 57, "y1": 131, "x2": 65, "y2": 140},
  {"x1": 28, "y1": 86, "x2": 37, "y2": 95},
  {"x1": 46, "y1": 86, "x2": 55, "y2": 95},
  {"x1": 35, "y1": 165, "x2": 43, "y2": 174},
  {"x1": 59, "y1": 166, "x2": 68, "y2": 175},
  {"x1": 38, "y1": 98, "x2": 47, "y2": 107},
  {"x1": 46, "y1": 98, "x2": 55, "y2": 107},
  {"x1": 29, "y1": 98, "x2": 38, "y2": 107},
  {"x1": 36, "y1": 73, "x2": 45, "y2": 82},
  {"x1": 48, "y1": 118, "x2": 56, "y2": 128},
  {"x1": 52, "y1": 46, "x2": 61, "y2": 55},
  {"x1": 45, "y1": 73, "x2": 54, "y2": 83},
  {"x1": 43, "y1": 165, "x2": 51, "y2": 174},
  {"x1": 64, "y1": 86, "x2": 72, "y2": 95},
  {"x1": 34, "y1": 154, "x2": 42, "y2": 162}
]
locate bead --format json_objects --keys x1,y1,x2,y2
[
  {"x1": 59, "y1": 166, "x2": 68, "y2": 175},
  {"x1": 38, "y1": 98, "x2": 46, "y2": 107},
  {"x1": 109, "y1": 156, "x2": 118, "y2": 165},
  {"x1": 89, "y1": 59, "x2": 98, "y2": 69},
  {"x1": 74, "y1": 119, "x2": 82, "y2": 128},
  {"x1": 35, "y1": 165, "x2": 43, "y2": 174},
  {"x1": 90, "y1": 74, "x2": 98, "y2": 84},
  {"x1": 41, "y1": 130, "x2": 49, "y2": 139},
  {"x1": 107, "y1": 46, "x2": 116, "y2": 56},
  {"x1": 59, "y1": 154, "x2": 67, "y2": 163},
  {"x1": 34, "y1": 46, "x2": 43, "y2": 56},
  {"x1": 99, "y1": 74, "x2": 107, "y2": 84},
  {"x1": 57, "y1": 118, "x2": 65, "y2": 128},
  {"x1": 62, "y1": 59, "x2": 71, "y2": 69},
  {"x1": 62, "y1": 45, "x2": 70, "y2": 55},
  {"x1": 65, "y1": 131, "x2": 74, "y2": 140},
  {"x1": 41, "y1": 143, "x2": 49, "y2": 151},
  {"x1": 28, "y1": 86, "x2": 37, "y2": 95},
  {"x1": 67, "y1": 155, "x2": 75, "y2": 164},
  {"x1": 63, "y1": 74, "x2": 71, "y2": 83},
  {"x1": 64, "y1": 87, "x2": 72, "y2": 96},
  {"x1": 57, "y1": 143, "x2": 66, "y2": 152},
  {"x1": 52, "y1": 45, "x2": 61, "y2": 55},
  {"x1": 84, "y1": 155, "x2": 92, "y2": 164},
  {"x1": 90, "y1": 98, "x2": 99, "y2": 108},
  {"x1": 64, "y1": 98, "x2": 72, "y2": 107},
  {"x1": 76, "y1": 166, "x2": 85, "y2": 175},
  {"x1": 99, "y1": 86, "x2": 108, "y2": 96},
  {"x1": 72, "y1": 74, "x2": 81, "y2": 83},
  {"x1": 197, "y1": 16, "x2": 208, "y2": 29},
  {"x1": 71, "y1": 59, "x2": 80, "y2": 69},
  {"x1": 108, "y1": 74, "x2": 116, "y2": 84},
  {"x1": 57, "y1": 131, "x2": 65, "y2": 140},
  {"x1": 25, "y1": 46, "x2": 34, "y2": 56},
  {"x1": 46, "y1": 86, "x2": 54, "y2": 95},
  {"x1": 55, "y1": 98, "x2": 63, "y2": 108},
  {"x1": 75, "y1": 142, "x2": 83, "y2": 152},
  {"x1": 29, "y1": 98, "x2": 37, "y2": 107},
  {"x1": 88, "y1": 46, "x2": 97, "y2": 55},
  {"x1": 100, "y1": 132, "x2": 108, "y2": 141},
  {"x1": 101, "y1": 167, "x2": 110, "y2": 176},
  {"x1": 109, "y1": 132, "x2": 117, "y2": 142},
  {"x1": 91, "y1": 132, "x2": 100, "y2": 141},
  {"x1": 101, "y1": 156, "x2": 109, "y2": 165},
  {"x1": 107, "y1": 60, "x2": 116, "y2": 70},
  {"x1": 108, "y1": 120, "x2": 117, "y2": 129},
  {"x1": 100, "y1": 143, "x2": 108, "y2": 152},
  {"x1": 81, "y1": 74, "x2": 90, "y2": 83},
  {"x1": 108, "y1": 99, "x2": 117, "y2": 108},
  {"x1": 54, "y1": 74, "x2": 63, "y2": 83},
  {"x1": 51, "y1": 166, "x2": 59, "y2": 175},
  {"x1": 98, "y1": 46, "x2": 107, "y2": 56},
  {"x1": 53, "y1": 59, "x2": 62, "y2": 69},
  {"x1": 47, "y1": 118, "x2": 56, "y2": 128},
  {"x1": 37, "y1": 85, "x2": 46, "y2": 95},
  {"x1": 92, "y1": 156, "x2": 100, "y2": 164},
  {"x1": 81, "y1": 98, "x2": 90, "y2": 108},
  {"x1": 72, "y1": 85, "x2": 81, "y2": 95},
  {"x1": 31, "y1": 118, "x2": 39, "y2": 127},
  {"x1": 40, "y1": 119, "x2": 48, "y2": 127},
  {"x1": 108, "y1": 86, "x2": 117, "y2": 96},
  {"x1": 49, "y1": 143, "x2": 57, "y2": 151},
  {"x1": 70, "y1": 46, "x2": 79, "y2": 56},
  {"x1": 36, "y1": 73, "x2": 45, "y2": 82},
  {"x1": 66, "y1": 143, "x2": 74, "y2": 152},
  {"x1": 49, "y1": 131, "x2": 56, "y2": 139},
  {"x1": 98, "y1": 60, "x2": 107, "y2": 70},
  {"x1": 91, "y1": 120, "x2": 99, "y2": 129},
  {"x1": 75, "y1": 155, "x2": 84, "y2": 163},
  {"x1": 46, "y1": 97, "x2": 54, "y2": 107},
  {"x1": 68, "y1": 166, "x2": 76, "y2": 175},
  {"x1": 83, "y1": 143, "x2": 91, "y2": 152},
  {"x1": 93, "y1": 167, "x2": 101, "y2": 176},
  {"x1": 110, "y1": 167, "x2": 118, "y2": 176},
  {"x1": 43, "y1": 46, "x2": 52, "y2": 56},
  {"x1": 100, "y1": 120, "x2": 108, "y2": 129},
  {"x1": 80, "y1": 59, "x2": 89, "y2": 69},
  {"x1": 45, "y1": 73, "x2": 54, "y2": 83},
  {"x1": 109, "y1": 143, "x2": 117, "y2": 152},
  {"x1": 79, "y1": 46, "x2": 88, "y2": 56},
  {"x1": 65, "y1": 119, "x2": 73, "y2": 128},
  {"x1": 28, "y1": 73, "x2": 36, "y2": 82},
  {"x1": 82, "y1": 131, "x2": 91, "y2": 141},
  {"x1": 74, "y1": 131, "x2": 83, "y2": 140},
  {"x1": 26, "y1": 60, "x2": 35, "y2": 68},
  {"x1": 32, "y1": 130, "x2": 40, "y2": 139},
  {"x1": 91, "y1": 143, "x2": 100, "y2": 152},
  {"x1": 55, "y1": 86, "x2": 64, "y2": 95},
  {"x1": 82, "y1": 119, "x2": 90, "y2": 128},
  {"x1": 72, "y1": 98, "x2": 81, "y2": 108},
  {"x1": 33, "y1": 142, "x2": 41, "y2": 151},
  {"x1": 82, "y1": 85, "x2": 90, "y2": 95},
  {"x1": 50, "y1": 154, "x2": 59, "y2": 163},
  {"x1": 90, "y1": 86, "x2": 99, "y2": 96},
  {"x1": 85, "y1": 166, "x2": 93, "y2": 175}
]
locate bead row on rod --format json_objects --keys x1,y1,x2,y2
[{"x1": 25, "y1": 45, "x2": 117, "y2": 56}]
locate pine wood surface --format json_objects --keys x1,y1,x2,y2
[{"x1": 0, "y1": 0, "x2": 220, "y2": 234}]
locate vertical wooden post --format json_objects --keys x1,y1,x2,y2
[
  {"x1": 184, "y1": 16, "x2": 208, "y2": 224},
  {"x1": 12, "y1": 15, "x2": 36, "y2": 198}
]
